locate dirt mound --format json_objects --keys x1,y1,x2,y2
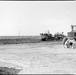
[{"x1": 0, "y1": 67, "x2": 21, "y2": 74}]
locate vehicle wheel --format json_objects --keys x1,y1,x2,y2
[
  {"x1": 71, "y1": 41, "x2": 76, "y2": 49},
  {"x1": 65, "y1": 40, "x2": 70, "y2": 48},
  {"x1": 65, "y1": 39, "x2": 76, "y2": 49},
  {"x1": 63, "y1": 37, "x2": 68, "y2": 48}
]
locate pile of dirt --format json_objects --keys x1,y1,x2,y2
[{"x1": 0, "y1": 67, "x2": 21, "y2": 75}]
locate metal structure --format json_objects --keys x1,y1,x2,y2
[
  {"x1": 67, "y1": 25, "x2": 76, "y2": 40},
  {"x1": 40, "y1": 30, "x2": 54, "y2": 41},
  {"x1": 40, "y1": 30, "x2": 65, "y2": 41},
  {"x1": 54, "y1": 32, "x2": 65, "y2": 41},
  {"x1": 63, "y1": 25, "x2": 76, "y2": 49}
]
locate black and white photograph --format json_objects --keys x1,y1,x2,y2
[{"x1": 0, "y1": 1, "x2": 76, "y2": 74}]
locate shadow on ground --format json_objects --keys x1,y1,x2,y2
[{"x1": 0, "y1": 67, "x2": 21, "y2": 75}]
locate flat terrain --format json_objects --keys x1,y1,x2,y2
[{"x1": 0, "y1": 41, "x2": 76, "y2": 74}]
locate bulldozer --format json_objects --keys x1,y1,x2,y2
[
  {"x1": 54, "y1": 32, "x2": 65, "y2": 41},
  {"x1": 40, "y1": 30, "x2": 65, "y2": 41},
  {"x1": 63, "y1": 25, "x2": 76, "y2": 49},
  {"x1": 40, "y1": 30, "x2": 54, "y2": 41}
]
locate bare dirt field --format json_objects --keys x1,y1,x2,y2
[{"x1": 0, "y1": 41, "x2": 76, "y2": 74}]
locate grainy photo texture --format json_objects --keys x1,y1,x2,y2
[{"x1": 0, "y1": 1, "x2": 76, "y2": 74}]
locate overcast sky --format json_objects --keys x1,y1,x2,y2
[{"x1": 0, "y1": 1, "x2": 76, "y2": 36}]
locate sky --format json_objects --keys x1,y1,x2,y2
[{"x1": 0, "y1": 1, "x2": 76, "y2": 36}]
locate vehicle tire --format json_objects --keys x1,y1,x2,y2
[{"x1": 63, "y1": 37, "x2": 68, "y2": 48}]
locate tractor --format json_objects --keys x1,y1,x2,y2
[{"x1": 63, "y1": 25, "x2": 76, "y2": 49}]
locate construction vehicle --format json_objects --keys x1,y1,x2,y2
[
  {"x1": 63, "y1": 25, "x2": 76, "y2": 48},
  {"x1": 40, "y1": 30, "x2": 54, "y2": 41},
  {"x1": 40, "y1": 30, "x2": 65, "y2": 41},
  {"x1": 67, "y1": 25, "x2": 76, "y2": 40},
  {"x1": 54, "y1": 32, "x2": 65, "y2": 41}
]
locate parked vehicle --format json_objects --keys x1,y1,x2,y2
[
  {"x1": 40, "y1": 30, "x2": 65, "y2": 41},
  {"x1": 40, "y1": 30, "x2": 54, "y2": 41},
  {"x1": 54, "y1": 32, "x2": 65, "y2": 41}
]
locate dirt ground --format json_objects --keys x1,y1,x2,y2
[{"x1": 0, "y1": 42, "x2": 76, "y2": 74}]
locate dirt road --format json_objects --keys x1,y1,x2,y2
[{"x1": 0, "y1": 42, "x2": 76, "y2": 74}]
